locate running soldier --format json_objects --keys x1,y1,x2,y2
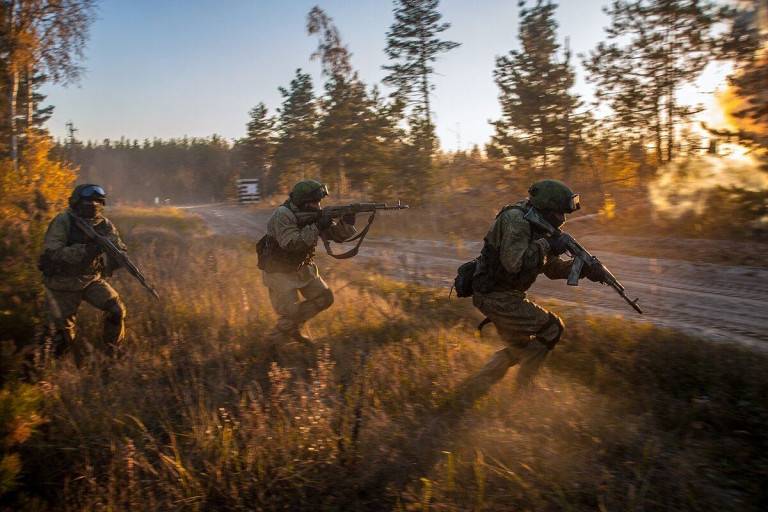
[
  {"x1": 257, "y1": 180, "x2": 356, "y2": 344},
  {"x1": 460, "y1": 179, "x2": 605, "y2": 398}
]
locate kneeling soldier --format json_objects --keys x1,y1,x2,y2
[
  {"x1": 258, "y1": 180, "x2": 356, "y2": 344},
  {"x1": 38, "y1": 184, "x2": 127, "y2": 361}
]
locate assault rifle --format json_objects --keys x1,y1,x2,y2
[
  {"x1": 293, "y1": 201, "x2": 409, "y2": 225},
  {"x1": 71, "y1": 214, "x2": 160, "y2": 300},
  {"x1": 294, "y1": 201, "x2": 409, "y2": 259},
  {"x1": 523, "y1": 208, "x2": 643, "y2": 314}
]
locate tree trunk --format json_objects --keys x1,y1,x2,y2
[
  {"x1": 654, "y1": 96, "x2": 663, "y2": 164},
  {"x1": 666, "y1": 89, "x2": 675, "y2": 162},
  {"x1": 10, "y1": 67, "x2": 19, "y2": 173}
]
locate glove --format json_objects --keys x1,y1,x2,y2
[
  {"x1": 341, "y1": 213, "x2": 356, "y2": 226},
  {"x1": 316, "y1": 215, "x2": 333, "y2": 231},
  {"x1": 84, "y1": 242, "x2": 103, "y2": 259},
  {"x1": 584, "y1": 263, "x2": 607, "y2": 283},
  {"x1": 547, "y1": 233, "x2": 569, "y2": 256}
]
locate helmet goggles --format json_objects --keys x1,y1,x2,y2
[
  {"x1": 568, "y1": 194, "x2": 580, "y2": 213},
  {"x1": 79, "y1": 185, "x2": 107, "y2": 201},
  {"x1": 307, "y1": 184, "x2": 329, "y2": 203}
]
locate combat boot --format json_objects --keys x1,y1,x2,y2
[{"x1": 289, "y1": 325, "x2": 314, "y2": 347}]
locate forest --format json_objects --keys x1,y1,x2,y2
[{"x1": 1, "y1": 0, "x2": 768, "y2": 510}]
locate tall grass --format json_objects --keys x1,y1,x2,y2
[{"x1": 2, "y1": 218, "x2": 767, "y2": 511}]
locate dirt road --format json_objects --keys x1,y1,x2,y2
[{"x1": 185, "y1": 204, "x2": 768, "y2": 348}]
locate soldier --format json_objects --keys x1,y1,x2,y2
[
  {"x1": 38, "y1": 184, "x2": 127, "y2": 361},
  {"x1": 460, "y1": 179, "x2": 605, "y2": 398},
  {"x1": 258, "y1": 179, "x2": 356, "y2": 344}
]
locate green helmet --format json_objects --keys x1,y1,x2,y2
[
  {"x1": 528, "y1": 179, "x2": 580, "y2": 213},
  {"x1": 290, "y1": 179, "x2": 328, "y2": 205},
  {"x1": 68, "y1": 184, "x2": 107, "y2": 208}
]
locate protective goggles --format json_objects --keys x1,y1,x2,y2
[
  {"x1": 80, "y1": 185, "x2": 107, "y2": 199},
  {"x1": 308, "y1": 184, "x2": 329, "y2": 202},
  {"x1": 568, "y1": 194, "x2": 580, "y2": 212}
]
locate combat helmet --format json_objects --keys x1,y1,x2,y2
[
  {"x1": 68, "y1": 184, "x2": 107, "y2": 208},
  {"x1": 528, "y1": 179, "x2": 580, "y2": 213},
  {"x1": 290, "y1": 179, "x2": 329, "y2": 206}
]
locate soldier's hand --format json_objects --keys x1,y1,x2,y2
[
  {"x1": 547, "y1": 233, "x2": 569, "y2": 256},
  {"x1": 584, "y1": 263, "x2": 607, "y2": 283},
  {"x1": 84, "y1": 242, "x2": 103, "y2": 259},
  {"x1": 316, "y1": 215, "x2": 333, "y2": 231},
  {"x1": 341, "y1": 213, "x2": 356, "y2": 226}
]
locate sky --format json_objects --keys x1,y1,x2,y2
[{"x1": 42, "y1": 0, "x2": 730, "y2": 152}]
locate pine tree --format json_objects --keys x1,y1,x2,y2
[
  {"x1": 718, "y1": 1, "x2": 768, "y2": 142},
  {"x1": 238, "y1": 102, "x2": 274, "y2": 180},
  {"x1": 307, "y1": 6, "x2": 369, "y2": 195},
  {"x1": 383, "y1": 0, "x2": 460, "y2": 154},
  {"x1": 489, "y1": 1, "x2": 584, "y2": 178},
  {"x1": 584, "y1": 0, "x2": 723, "y2": 163},
  {"x1": 0, "y1": 0, "x2": 96, "y2": 169},
  {"x1": 271, "y1": 69, "x2": 319, "y2": 193}
]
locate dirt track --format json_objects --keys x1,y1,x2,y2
[{"x1": 184, "y1": 204, "x2": 768, "y2": 348}]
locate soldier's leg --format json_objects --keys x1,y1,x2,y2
[
  {"x1": 447, "y1": 347, "x2": 516, "y2": 411},
  {"x1": 83, "y1": 280, "x2": 126, "y2": 355},
  {"x1": 44, "y1": 288, "x2": 82, "y2": 357},
  {"x1": 296, "y1": 276, "x2": 334, "y2": 323},
  {"x1": 266, "y1": 280, "x2": 302, "y2": 333},
  {"x1": 475, "y1": 293, "x2": 563, "y2": 388}
]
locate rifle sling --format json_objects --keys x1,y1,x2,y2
[{"x1": 321, "y1": 210, "x2": 376, "y2": 260}]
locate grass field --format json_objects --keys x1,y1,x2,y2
[{"x1": 1, "y1": 210, "x2": 767, "y2": 511}]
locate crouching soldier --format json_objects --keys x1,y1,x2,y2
[
  {"x1": 38, "y1": 184, "x2": 127, "y2": 361},
  {"x1": 258, "y1": 180, "x2": 356, "y2": 345},
  {"x1": 459, "y1": 179, "x2": 605, "y2": 399}
]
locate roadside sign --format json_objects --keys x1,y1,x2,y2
[{"x1": 237, "y1": 178, "x2": 260, "y2": 204}]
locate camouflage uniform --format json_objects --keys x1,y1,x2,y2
[
  {"x1": 468, "y1": 200, "x2": 575, "y2": 390},
  {"x1": 41, "y1": 210, "x2": 127, "y2": 357},
  {"x1": 262, "y1": 201, "x2": 356, "y2": 337}
]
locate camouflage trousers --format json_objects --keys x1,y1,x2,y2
[
  {"x1": 465, "y1": 290, "x2": 564, "y2": 392},
  {"x1": 45, "y1": 279, "x2": 126, "y2": 359},
  {"x1": 261, "y1": 264, "x2": 334, "y2": 335}
]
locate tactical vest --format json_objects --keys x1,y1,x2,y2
[
  {"x1": 38, "y1": 214, "x2": 109, "y2": 277},
  {"x1": 256, "y1": 234, "x2": 315, "y2": 274},
  {"x1": 473, "y1": 203, "x2": 542, "y2": 293}
]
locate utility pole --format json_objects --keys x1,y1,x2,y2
[{"x1": 65, "y1": 121, "x2": 79, "y2": 162}]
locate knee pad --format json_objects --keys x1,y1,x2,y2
[
  {"x1": 536, "y1": 312, "x2": 564, "y2": 350},
  {"x1": 104, "y1": 298, "x2": 126, "y2": 324},
  {"x1": 317, "y1": 289, "x2": 334, "y2": 311}
]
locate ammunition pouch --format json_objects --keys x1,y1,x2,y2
[
  {"x1": 37, "y1": 249, "x2": 104, "y2": 278},
  {"x1": 453, "y1": 259, "x2": 477, "y2": 298},
  {"x1": 37, "y1": 250, "x2": 60, "y2": 278},
  {"x1": 257, "y1": 234, "x2": 314, "y2": 274}
]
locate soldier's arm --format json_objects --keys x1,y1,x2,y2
[
  {"x1": 497, "y1": 212, "x2": 550, "y2": 275},
  {"x1": 42, "y1": 214, "x2": 90, "y2": 264},
  {"x1": 273, "y1": 208, "x2": 320, "y2": 252},
  {"x1": 102, "y1": 219, "x2": 127, "y2": 272},
  {"x1": 542, "y1": 257, "x2": 573, "y2": 280},
  {"x1": 324, "y1": 218, "x2": 356, "y2": 243},
  {"x1": 104, "y1": 219, "x2": 128, "y2": 251}
]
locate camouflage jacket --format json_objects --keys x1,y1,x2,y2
[
  {"x1": 476, "y1": 200, "x2": 573, "y2": 294},
  {"x1": 40, "y1": 210, "x2": 126, "y2": 291},
  {"x1": 264, "y1": 201, "x2": 356, "y2": 278}
]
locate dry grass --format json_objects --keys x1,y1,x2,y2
[{"x1": 2, "y1": 215, "x2": 767, "y2": 511}]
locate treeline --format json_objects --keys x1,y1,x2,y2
[
  {"x1": 59, "y1": 0, "x2": 766, "y2": 206},
  {"x1": 56, "y1": 136, "x2": 236, "y2": 204}
]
